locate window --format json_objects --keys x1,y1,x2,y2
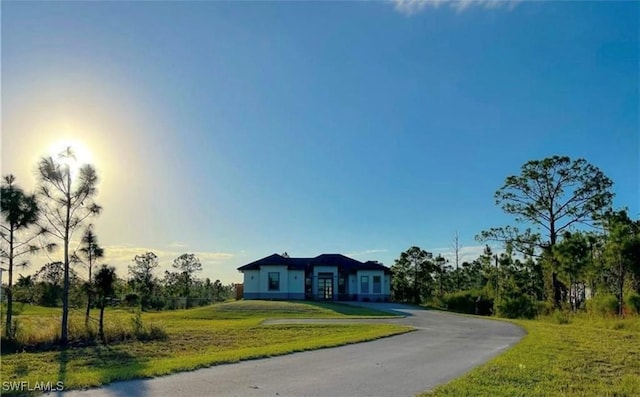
[
  {"x1": 305, "y1": 276, "x2": 312, "y2": 294},
  {"x1": 268, "y1": 272, "x2": 280, "y2": 291},
  {"x1": 361, "y1": 276, "x2": 369, "y2": 294},
  {"x1": 373, "y1": 276, "x2": 381, "y2": 294},
  {"x1": 338, "y1": 274, "x2": 346, "y2": 295}
]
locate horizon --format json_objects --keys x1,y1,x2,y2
[{"x1": 2, "y1": 1, "x2": 638, "y2": 284}]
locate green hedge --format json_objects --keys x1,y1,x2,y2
[
  {"x1": 495, "y1": 295, "x2": 538, "y2": 319},
  {"x1": 625, "y1": 292, "x2": 640, "y2": 315},
  {"x1": 442, "y1": 290, "x2": 493, "y2": 315},
  {"x1": 586, "y1": 293, "x2": 619, "y2": 316}
]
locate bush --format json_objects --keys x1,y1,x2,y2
[
  {"x1": 123, "y1": 293, "x2": 140, "y2": 307},
  {"x1": 551, "y1": 310, "x2": 571, "y2": 324},
  {"x1": 131, "y1": 310, "x2": 144, "y2": 335},
  {"x1": 587, "y1": 293, "x2": 619, "y2": 316},
  {"x1": 443, "y1": 291, "x2": 475, "y2": 314},
  {"x1": 442, "y1": 290, "x2": 493, "y2": 315},
  {"x1": 537, "y1": 300, "x2": 556, "y2": 316},
  {"x1": 142, "y1": 323, "x2": 168, "y2": 341},
  {"x1": 496, "y1": 295, "x2": 538, "y2": 319},
  {"x1": 625, "y1": 292, "x2": 640, "y2": 315},
  {"x1": 425, "y1": 296, "x2": 446, "y2": 309},
  {"x1": 130, "y1": 310, "x2": 168, "y2": 341},
  {"x1": 148, "y1": 294, "x2": 166, "y2": 311}
]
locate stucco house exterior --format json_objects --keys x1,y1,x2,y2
[{"x1": 237, "y1": 253, "x2": 391, "y2": 301}]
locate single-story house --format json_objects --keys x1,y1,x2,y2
[{"x1": 237, "y1": 253, "x2": 391, "y2": 301}]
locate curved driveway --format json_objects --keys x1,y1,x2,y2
[{"x1": 62, "y1": 303, "x2": 524, "y2": 397}]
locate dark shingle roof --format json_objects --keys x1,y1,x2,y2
[{"x1": 237, "y1": 253, "x2": 390, "y2": 273}]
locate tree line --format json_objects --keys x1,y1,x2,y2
[
  {"x1": 391, "y1": 156, "x2": 640, "y2": 318},
  {"x1": 1, "y1": 147, "x2": 232, "y2": 346},
  {"x1": 10, "y1": 251, "x2": 233, "y2": 309}
]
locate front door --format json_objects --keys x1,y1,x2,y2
[{"x1": 318, "y1": 274, "x2": 333, "y2": 300}]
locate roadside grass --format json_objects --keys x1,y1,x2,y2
[
  {"x1": 422, "y1": 313, "x2": 640, "y2": 397},
  {"x1": 1, "y1": 303, "x2": 60, "y2": 316},
  {"x1": 0, "y1": 300, "x2": 410, "y2": 395}
]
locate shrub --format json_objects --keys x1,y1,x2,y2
[
  {"x1": 537, "y1": 300, "x2": 556, "y2": 316},
  {"x1": 587, "y1": 293, "x2": 619, "y2": 316},
  {"x1": 443, "y1": 290, "x2": 493, "y2": 315},
  {"x1": 131, "y1": 310, "x2": 143, "y2": 334},
  {"x1": 144, "y1": 323, "x2": 168, "y2": 341},
  {"x1": 123, "y1": 293, "x2": 140, "y2": 307},
  {"x1": 426, "y1": 296, "x2": 445, "y2": 310},
  {"x1": 551, "y1": 310, "x2": 571, "y2": 324},
  {"x1": 625, "y1": 292, "x2": 640, "y2": 315},
  {"x1": 148, "y1": 294, "x2": 166, "y2": 311},
  {"x1": 443, "y1": 291, "x2": 475, "y2": 314},
  {"x1": 496, "y1": 295, "x2": 538, "y2": 319},
  {"x1": 130, "y1": 310, "x2": 167, "y2": 341}
]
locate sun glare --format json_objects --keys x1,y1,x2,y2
[{"x1": 48, "y1": 139, "x2": 94, "y2": 172}]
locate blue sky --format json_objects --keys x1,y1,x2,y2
[{"x1": 2, "y1": 1, "x2": 638, "y2": 283}]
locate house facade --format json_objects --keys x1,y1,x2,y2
[{"x1": 238, "y1": 254, "x2": 391, "y2": 302}]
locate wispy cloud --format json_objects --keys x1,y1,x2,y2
[
  {"x1": 167, "y1": 241, "x2": 189, "y2": 249},
  {"x1": 51, "y1": 244, "x2": 234, "y2": 281},
  {"x1": 104, "y1": 244, "x2": 233, "y2": 269},
  {"x1": 393, "y1": 0, "x2": 519, "y2": 16},
  {"x1": 21, "y1": 243, "x2": 239, "y2": 283},
  {"x1": 346, "y1": 249, "x2": 389, "y2": 258},
  {"x1": 428, "y1": 244, "x2": 503, "y2": 264}
]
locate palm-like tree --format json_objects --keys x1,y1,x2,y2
[
  {"x1": 37, "y1": 147, "x2": 102, "y2": 345},
  {"x1": 94, "y1": 265, "x2": 116, "y2": 342},
  {"x1": 0, "y1": 175, "x2": 46, "y2": 338},
  {"x1": 73, "y1": 225, "x2": 104, "y2": 325}
]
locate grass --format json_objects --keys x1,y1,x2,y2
[
  {"x1": 0, "y1": 301, "x2": 411, "y2": 395},
  {"x1": 422, "y1": 313, "x2": 640, "y2": 397}
]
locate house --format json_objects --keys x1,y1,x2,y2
[{"x1": 237, "y1": 253, "x2": 392, "y2": 301}]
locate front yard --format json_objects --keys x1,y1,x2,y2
[{"x1": 0, "y1": 300, "x2": 411, "y2": 395}]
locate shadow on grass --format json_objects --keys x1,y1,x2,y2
[
  {"x1": 307, "y1": 301, "x2": 417, "y2": 317},
  {"x1": 58, "y1": 349, "x2": 68, "y2": 387},
  {"x1": 50, "y1": 345, "x2": 152, "y2": 397}
]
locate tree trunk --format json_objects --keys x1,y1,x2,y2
[
  {"x1": 549, "y1": 218, "x2": 562, "y2": 308},
  {"x1": 5, "y1": 228, "x2": 14, "y2": 338},
  {"x1": 455, "y1": 233, "x2": 460, "y2": 291},
  {"x1": 85, "y1": 293, "x2": 91, "y2": 326},
  {"x1": 414, "y1": 262, "x2": 419, "y2": 305},
  {"x1": 619, "y1": 254, "x2": 625, "y2": 317},
  {"x1": 99, "y1": 301, "x2": 105, "y2": 343},
  {"x1": 552, "y1": 272, "x2": 561, "y2": 308},
  {"x1": 85, "y1": 252, "x2": 93, "y2": 326},
  {"x1": 61, "y1": 169, "x2": 71, "y2": 346}
]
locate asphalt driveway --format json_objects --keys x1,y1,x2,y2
[{"x1": 61, "y1": 303, "x2": 524, "y2": 397}]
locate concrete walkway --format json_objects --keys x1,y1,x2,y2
[{"x1": 61, "y1": 303, "x2": 524, "y2": 397}]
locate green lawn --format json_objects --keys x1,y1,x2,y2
[
  {"x1": 0, "y1": 301, "x2": 410, "y2": 395},
  {"x1": 422, "y1": 314, "x2": 640, "y2": 397}
]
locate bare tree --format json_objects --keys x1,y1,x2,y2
[{"x1": 452, "y1": 231, "x2": 462, "y2": 291}]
